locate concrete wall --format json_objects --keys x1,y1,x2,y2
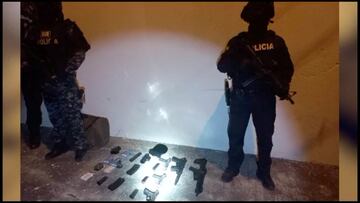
[{"x1": 21, "y1": 2, "x2": 339, "y2": 165}]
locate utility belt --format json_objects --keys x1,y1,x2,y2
[
  {"x1": 232, "y1": 82, "x2": 273, "y2": 96},
  {"x1": 231, "y1": 87, "x2": 260, "y2": 96},
  {"x1": 225, "y1": 76, "x2": 273, "y2": 106},
  {"x1": 225, "y1": 84, "x2": 273, "y2": 106}
]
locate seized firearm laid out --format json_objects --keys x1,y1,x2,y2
[
  {"x1": 171, "y1": 156, "x2": 187, "y2": 185},
  {"x1": 152, "y1": 173, "x2": 167, "y2": 185},
  {"x1": 189, "y1": 158, "x2": 207, "y2": 196},
  {"x1": 94, "y1": 144, "x2": 213, "y2": 200},
  {"x1": 144, "y1": 188, "x2": 159, "y2": 201}
]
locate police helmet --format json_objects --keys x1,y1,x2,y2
[{"x1": 241, "y1": 2, "x2": 274, "y2": 23}]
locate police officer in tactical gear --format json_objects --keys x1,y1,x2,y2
[
  {"x1": 217, "y1": 2, "x2": 294, "y2": 190},
  {"x1": 24, "y1": 2, "x2": 91, "y2": 161},
  {"x1": 21, "y1": 2, "x2": 43, "y2": 149}
]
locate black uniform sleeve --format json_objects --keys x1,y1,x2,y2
[
  {"x1": 217, "y1": 35, "x2": 250, "y2": 76},
  {"x1": 274, "y1": 36, "x2": 294, "y2": 89},
  {"x1": 64, "y1": 19, "x2": 91, "y2": 54},
  {"x1": 65, "y1": 51, "x2": 86, "y2": 73},
  {"x1": 62, "y1": 19, "x2": 90, "y2": 72}
]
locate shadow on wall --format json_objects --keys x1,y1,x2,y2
[
  {"x1": 197, "y1": 95, "x2": 256, "y2": 155},
  {"x1": 197, "y1": 95, "x2": 229, "y2": 151}
]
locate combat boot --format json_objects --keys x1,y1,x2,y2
[
  {"x1": 28, "y1": 135, "x2": 41, "y2": 149},
  {"x1": 221, "y1": 168, "x2": 239, "y2": 183},
  {"x1": 45, "y1": 140, "x2": 69, "y2": 160},
  {"x1": 74, "y1": 147, "x2": 88, "y2": 162},
  {"x1": 256, "y1": 170, "x2": 275, "y2": 190},
  {"x1": 27, "y1": 126, "x2": 41, "y2": 149}
]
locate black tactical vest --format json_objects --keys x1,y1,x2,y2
[
  {"x1": 230, "y1": 30, "x2": 288, "y2": 91},
  {"x1": 26, "y1": 19, "x2": 90, "y2": 73}
]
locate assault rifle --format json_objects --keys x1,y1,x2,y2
[
  {"x1": 171, "y1": 156, "x2": 187, "y2": 185},
  {"x1": 239, "y1": 40, "x2": 297, "y2": 104}
]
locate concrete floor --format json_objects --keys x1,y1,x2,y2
[{"x1": 21, "y1": 127, "x2": 338, "y2": 201}]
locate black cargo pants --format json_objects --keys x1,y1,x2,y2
[
  {"x1": 226, "y1": 87, "x2": 276, "y2": 175},
  {"x1": 21, "y1": 69, "x2": 43, "y2": 137}
]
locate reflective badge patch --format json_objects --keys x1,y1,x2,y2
[
  {"x1": 41, "y1": 31, "x2": 51, "y2": 38},
  {"x1": 38, "y1": 30, "x2": 52, "y2": 45},
  {"x1": 252, "y1": 42, "x2": 274, "y2": 51}
]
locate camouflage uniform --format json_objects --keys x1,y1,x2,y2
[
  {"x1": 25, "y1": 3, "x2": 91, "y2": 153},
  {"x1": 42, "y1": 53, "x2": 87, "y2": 150}
]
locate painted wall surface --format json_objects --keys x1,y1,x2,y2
[{"x1": 21, "y1": 2, "x2": 339, "y2": 165}]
